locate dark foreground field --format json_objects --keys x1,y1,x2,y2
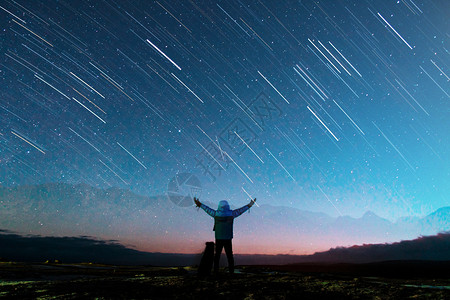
[{"x1": 0, "y1": 261, "x2": 449, "y2": 299}]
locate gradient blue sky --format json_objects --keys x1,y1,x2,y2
[{"x1": 1, "y1": 0, "x2": 448, "y2": 221}]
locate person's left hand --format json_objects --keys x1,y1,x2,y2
[
  {"x1": 194, "y1": 197, "x2": 201, "y2": 207},
  {"x1": 248, "y1": 198, "x2": 256, "y2": 207}
]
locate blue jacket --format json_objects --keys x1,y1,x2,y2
[{"x1": 200, "y1": 200, "x2": 250, "y2": 240}]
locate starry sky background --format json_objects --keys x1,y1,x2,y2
[{"x1": 1, "y1": 0, "x2": 449, "y2": 224}]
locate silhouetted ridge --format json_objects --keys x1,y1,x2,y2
[
  {"x1": 0, "y1": 230, "x2": 195, "y2": 266},
  {"x1": 300, "y1": 232, "x2": 450, "y2": 263},
  {"x1": 0, "y1": 230, "x2": 448, "y2": 266}
]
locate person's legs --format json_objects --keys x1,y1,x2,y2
[
  {"x1": 223, "y1": 239, "x2": 234, "y2": 274},
  {"x1": 214, "y1": 240, "x2": 224, "y2": 273}
]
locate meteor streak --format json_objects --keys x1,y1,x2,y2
[
  {"x1": 196, "y1": 125, "x2": 253, "y2": 183},
  {"x1": 394, "y1": 79, "x2": 429, "y2": 115},
  {"x1": 35, "y1": 74, "x2": 70, "y2": 100},
  {"x1": 318, "y1": 40, "x2": 351, "y2": 76},
  {"x1": 266, "y1": 148, "x2": 295, "y2": 182},
  {"x1": 257, "y1": 71, "x2": 290, "y2": 104},
  {"x1": 307, "y1": 106, "x2": 339, "y2": 142},
  {"x1": 89, "y1": 62, "x2": 124, "y2": 89},
  {"x1": 328, "y1": 42, "x2": 362, "y2": 77},
  {"x1": 377, "y1": 12, "x2": 413, "y2": 50},
  {"x1": 332, "y1": 100, "x2": 365, "y2": 135},
  {"x1": 72, "y1": 88, "x2": 106, "y2": 114},
  {"x1": 217, "y1": 4, "x2": 251, "y2": 37},
  {"x1": 72, "y1": 97, "x2": 106, "y2": 124},
  {"x1": 224, "y1": 151, "x2": 254, "y2": 183},
  {"x1": 68, "y1": 127, "x2": 101, "y2": 153},
  {"x1": 196, "y1": 125, "x2": 224, "y2": 159},
  {"x1": 117, "y1": 142, "x2": 147, "y2": 169},
  {"x1": 11, "y1": 130, "x2": 46, "y2": 154},
  {"x1": 0, "y1": 5, "x2": 26, "y2": 23},
  {"x1": 240, "y1": 18, "x2": 273, "y2": 51},
  {"x1": 419, "y1": 66, "x2": 450, "y2": 97},
  {"x1": 146, "y1": 39, "x2": 181, "y2": 71},
  {"x1": 430, "y1": 59, "x2": 450, "y2": 81},
  {"x1": 234, "y1": 131, "x2": 264, "y2": 163},
  {"x1": 70, "y1": 72, "x2": 105, "y2": 99},
  {"x1": 241, "y1": 187, "x2": 260, "y2": 207},
  {"x1": 196, "y1": 140, "x2": 226, "y2": 171},
  {"x1": 171, "y1": 73, "x2": 204, "y2": 103},
  {"x1": 294, "y1": 65, "x2": 328, "y2": 100},
  {"x1": 373, "y1": 122, "x2": 415, "y2": 172},
  {"x1": 308, "y1": 38, "x2": 341, "y2": 74},
  {"x1": 317, "y1": 185, "x2": 342, "y2": 216},
  {"x1": 99, "y1": 159, "x2": 129, "y2": 185},
  {"x1": 12, "y1": 19, "x2": 53, "y2": 47}
]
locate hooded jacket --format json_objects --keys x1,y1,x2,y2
[{"x1": 200, "y1": 200, "x2": 250, "y2": 240}]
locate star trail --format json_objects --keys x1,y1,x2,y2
[{"x1": 0, "y1": 0, "x2": 448, "y2": 225}]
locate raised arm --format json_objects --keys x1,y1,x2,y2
[
  {"x1": 194, "y1": 197, "x2": 216, "y2": 217},
  {"x1": 232, "y1": 198, "x2": 256, "y2": 218}
]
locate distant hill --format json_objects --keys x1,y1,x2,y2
[
  {"x1": 0, "y1": 229, "x2": 196, "y2": 266},
  {"x1": 293, "y1": 232, "x2": 450, "y2": 264},
  {"x1": 0, "y1": 229, "x2": 448, "y2": 266},
  {"x1": 0, "y1": 183, "x2": 448, "y2": 254}
]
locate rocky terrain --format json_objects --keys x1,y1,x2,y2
[{"x1": 0, "y1": 261, "x2": 449, "y2": 299}]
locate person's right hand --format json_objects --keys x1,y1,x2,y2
[
  {"x1": 248, "y1": 198, "x2": 256, "y2": 207},
  {"x1": 194, "y1": 197, "x2": 201, "y2": 207}
]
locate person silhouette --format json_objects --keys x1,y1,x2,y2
[{"x1": 194, "y1": 197, "x2": 256, "y2": 274}]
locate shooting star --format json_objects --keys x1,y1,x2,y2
[
  {"x1": 35, "y1": 74, "x2": 70, "y2": 100},
  {"x1": 377, "y1": 12, "x2": 413, "y2": 50},
  {"x1": 308, "y1": 38, "x2": 341, "y2": 74},
  {"x1": 72, "y1": 88, "x2": 106, "y2": 114},
  {"x1": 318, "y1": 40, "x2": 351, "y2": 76},
  {"x1": 332, "y1": 100, "x2": 365, "y2": 135},
  {"x1": 307, "y1": 106, "x2": 339, "y2": 141},
  {"x1": 12, "y1": 19, "x2": 53, "y2": 47},
  {"x1": 71, "y1": 97, "x2": 106, "y2": 124},
  {"x1": 99, "y1": 159, "x2": 129, "y2": 185},
  {"x1": 0, "y1": 5, "x2": 26, "y2": 23},
  {"x1": 419, "y1": 65, "x2": 450, "y2": 97},
  {"x1": 430, "y1": 59, "x2": 450, "y2": 81},
  {"x1": 68, "y1": 127, "x2": 101, "y2": 153},
  {"x1": 257, "y1": 71, "x2": 290, "y2": 104},
  {"x1": 234, "y1": 131, "x2": 264, "y2": 163},
  {"x1": 241, "y1": 187, "x2": 260, "y2": 207},
  {"x1": 11, "y1": 130, "x2": 45, "y2": 154},
  {"x1": 266, "y1": 148, "x2": 296, "y2": 182},
  {"x1": 146, "y1": 39, "x2": 181, "y2": 70},
  {"x1": 294, "y1": 65, "x2": 328, "y2": 100},
  {"x1": 70, "y1": 72, "x2": 105, "y2": 99},
  {"x1": 224, "y1": 151, "x2": 254, "y2": 183},
  {"x1": 317, "y1": 185, "x2": 342, "y2": 216},
  {"x1": 373, "y1": 122, "x2": 415, "y2": 172},
  {"x1": 196, "y1": 140, "x2": 226, "y2": 171},
  {"x1": 328, "y1": 41, "x2": 362, "y2": 77},
  {"x1": 117, "y1": 142, "x2": 147, "y2": 169},
  {"x1": 171, "y1": 73, "x2": 204, "y2": 103}
]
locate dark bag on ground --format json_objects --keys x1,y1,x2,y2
[{"x1": 198, "y1": 241, "x2": 214, "y2": 276}]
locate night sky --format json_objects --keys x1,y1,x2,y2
[{"x1": 1, "y1": 0, "x2": 449, "y2": 224}]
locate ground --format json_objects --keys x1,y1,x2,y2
[{"x1": 0, "y1": 262, "x2": 449, "y2": 299}]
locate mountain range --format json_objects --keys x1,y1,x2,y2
[
  {"x1": 0, "y1": 183, "x2": 448, "y2": 254},
  {"x1": 0, "y1": 230, "x2": 448, "y2": 266}
]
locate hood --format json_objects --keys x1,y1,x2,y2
[{"x1": 217, "y1": 200, "x2": 231, "y2": 212}]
